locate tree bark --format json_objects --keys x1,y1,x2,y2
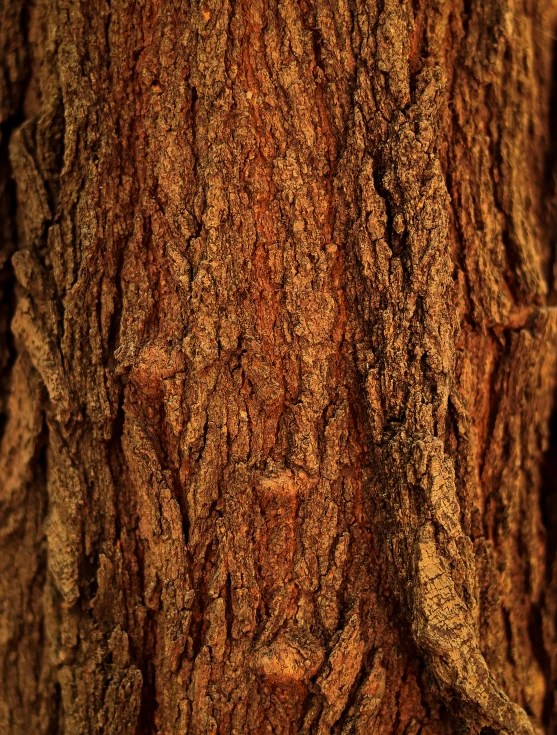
[{"x1": 1, "y1": 0, "x2": 557, "y2": 733}]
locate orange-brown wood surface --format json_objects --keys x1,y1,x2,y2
[{"x1": 1, "y1": 1, "x2": 557, "y2": 733}]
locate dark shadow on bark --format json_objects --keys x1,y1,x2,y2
[{"x1": 541, "y1": 404, "x2": 557, "y2": 730}]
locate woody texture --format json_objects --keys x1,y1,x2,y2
[{"x1": 1, "y1": 1, "x2": 557, "y2": 734}]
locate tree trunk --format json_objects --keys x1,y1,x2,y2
[{"x1": 1, "y1": 0, "x2": 557, "y2": 733}]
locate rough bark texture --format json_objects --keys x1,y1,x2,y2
[{"x1": 1, "y1": 0, "x2": 557, "y2": 733}]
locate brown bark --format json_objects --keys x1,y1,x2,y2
[{"x1": 1, "y1": 0, "x2": 557, "y2": 733}]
